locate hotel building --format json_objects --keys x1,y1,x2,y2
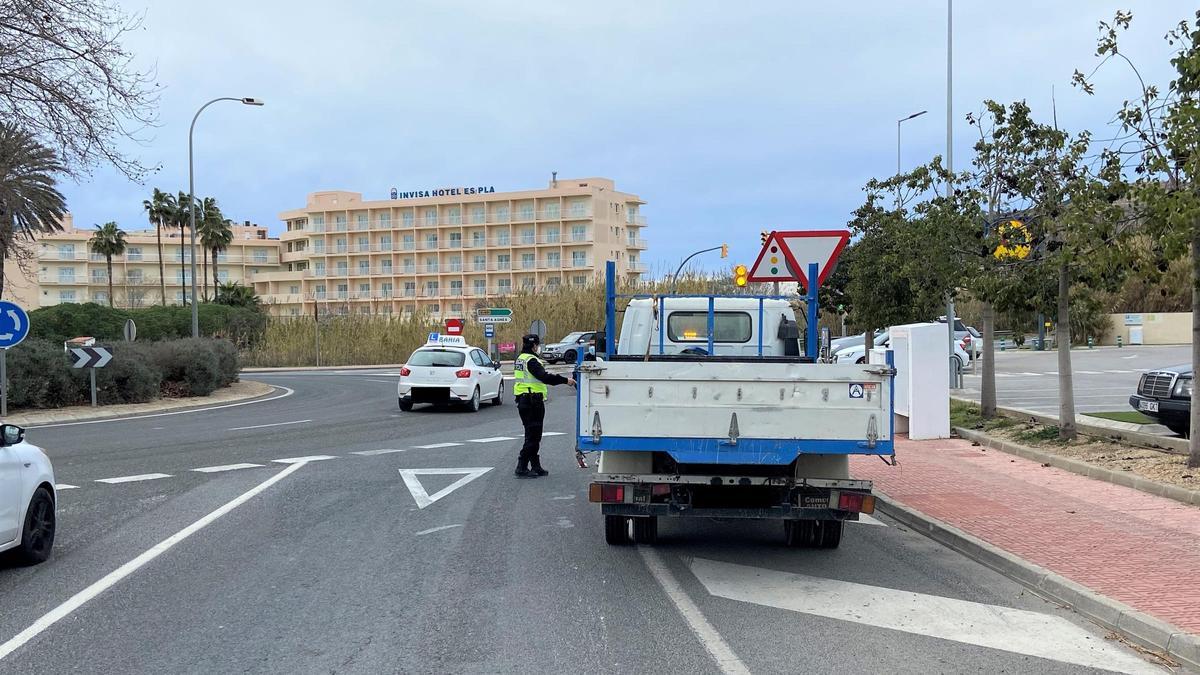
[{"x1": 255, "y1": 176, "x2": 648, "y2": 317}]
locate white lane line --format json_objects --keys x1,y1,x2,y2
[
  {"x1": 542, "y1": 432, "x2": 565, "y2": 437},
  {"x1": 55, "y1": 484, "x2": 78, "y2": 491},
  {"x1": 854, "y1": 514, "x2": 887, "y2": 526},
  {"x1": 351, "y1": 448, "x2": 407, "y2": 456},
  {"x1": 415, "y1": 524, "x2": 463, "y2": 536},
  {"x1": 399, "y1": 467, "x2": 493, "y2": 509},
  {"x1": 363, "y1": 379, "x2": 393, "y2": 383},
  {"x1": 1104, "y1": 369, "x2": 1132, "y2": 374},
  {"x1": 413, "y1": 442, "x2": 463, "y2": 449},
  {"x1": 95, "y1": 473, "x2": 172, "y2": 485},
  {"x1": 468, "y1": 436, "x2": 516, "y2": 443},
  {"x1": 228, "y1": 419, "x2": 311, "y2": 431},
  {"x1": 639, "y1": 547, "x2": 750, "y2": 675},
  {"x1": 26, "y1": 386, "x2": 295, "y2": 430},
  {"x1": 0, "y1": 461, "x2": 308, "y2": 662},
  {"x1": 192, "y1": 463, "x2": 264, "y2": 473},
  {"x1": 1076, "y1": 370, "x2": 1104, "y2": 375},
  {"x1": 688, "y1": 558, "x2": 1155, "y2": 674},
  {"x1": 271, "y1": 455, "x2": 337, "y2": 464}
]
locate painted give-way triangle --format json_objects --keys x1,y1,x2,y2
[{"x1": 399, "y1": 467, "x2": 493, "y2": 509}]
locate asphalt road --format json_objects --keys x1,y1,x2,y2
[
  {"x1": 960, "y1": 345, "x2": 1190, "y2": 430},
  {"x1": 0, "y1": 368, "x2": 1176, "y2": 674}
]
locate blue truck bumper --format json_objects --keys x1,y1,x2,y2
[{"x1": 578, "y1": 436, "x2": 894, "y2": 464}]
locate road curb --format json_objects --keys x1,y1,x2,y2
[
  {"x1": 874, "y1": 492, "x2": 1200, "y2": 671},
  {"x1": 8, "y1": 380, "x2": 277, "y2": 427},
  {"x1": 954, "y1": 427, "x2": 1200, "y2": 508}
]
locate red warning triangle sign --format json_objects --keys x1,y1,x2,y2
[{"x1": 747, "y1": 230, "x2": 850, "y2": 288}]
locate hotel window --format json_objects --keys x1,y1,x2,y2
[
  {"x1": 358, "y1": 260, "x2": 369, "y2": 274},
  {"x1": 573, "y1": 275, "x2": 587, "y2": 287},
  {"x1": 449, "y1": 232, "x2": 462, "y2": 248},
  {"x1": 521, "y1": 276, "x2": 535, "y2": 290},
  {"x1": 127, "y1": 269, "x2": 143, "y2": 284},
  {"x1": 451, "y1": 303, "x2": 463, "y2": 314},
  {"x1": 176, "y1": 270, "x2": 192, "y2": 283},
  {"x1": 57, "y1": 244, "x2": 75, "y2": 259},
  {"x1": 471, "y1": 206, "x2": 484, "y2": 224},
  {"x1": 520, "y1": 228, "x2": 535, "y2": 245},
  {"x1": 356, "y1": 213, "x2": 368, "y2": 230},
  {"x1": 379, "y1": 212, "x2": 391, "y2": 228},
  {"x1": 402, "y1": 211, "x2": 413, "y2": 227},
  {"x1": 425, "y1": 234, "x2": 438, "y2": 249},
  {"x1": 254, "y1": 249, "x2": 269, "y2": 263},
  {"x1": 497, "y1": 279, "x2": 511, "y2": 293},
  {"x1": 571, "y1": 225, "x2": 587, "y2": 242},
  {"x1": 570, "y1": 201, "x2": 586, "y2": 217},
  {"x1": 572, "y1": 251, "x2": 587, "y2": 267},
  {"x1": 336, "y1": 261, "x2": 349, "y2": 275},
  {"x1": 545, "y1": 228, "x2": 560, "y2": 243},
  {"x1": 448, "y1": 256, "x2": 462, "y2": 272},
  {"x1": 380, "y1": 234, "x2": 392, "y2": 251},
  {"x1": 472, "y1": 231, "x2": 485, "y2": 247},
  {"x1": 126, "y1": 247, "x2": 143, "y2": 261},
  {"x1": 473, "y1": 279, "x2": 486, "y2": 295},
  {"x1": 547, "y1": 252, "x2": 561, "y2": 267},
  {"x1": 58, "y1": 267, "x2": 76, "y2": 283},
  {"x1": 497, "y1": 254, "x2": 511, "y2": 270},
  {"x1": 289, "y1": 285, "x2": 300, "y2": 294},
  {"x1": 450, "y1": 280, "x2": 463, "y2": 295},
  {"x1": 518, "y1": 204, "x2": 534, "y2": 220},
  {"x1": 175, "y1": 291, "x2": 185, "y2": 303},
  {"x1": 402, "y1": 234, "x2": 415, "y2": 250},
  {"x1": 381, "y1": 282, "x2": 393, "y2": 297},
  {"x1": 336, "y1": 283, "x2": 348, "y2": 299},
  {"x1": 448, "y1": 207, "x2": 461, "y2": 225},
  {"x1": 356, "y1": 236, "x2": 369, "y2": 252},
  {"x1": 473, "y1": 255, "x2": 486, "y2": 271},
  {"x1": 424, "y1": 208, "x2": 437, "y2": 226},
  {"x1": 313, "y1": 239, "x2": 325, "y2": 253},
  {"x1": 315, "y1": 284, "x2": 326, "y2": 298},
  {"x1": 313, "y1": 215, "x2": 325, "y2": 227},
  {"x1": 545, "y1": 202, "x2": 560, "y2": 219},
  {"x1": 359, "y1": 283, "x2": 370, "y2": 296},
  {"x1": 403, "y1": 282, "x2": 416, "y2": 296},
  {"x1": 546, "y1": 276, "x2": 561, "y2": 288},
  {"x1": 60, "y1": 290, "x2": 78, "y2": 303},
  {"x1": 336, "y1": 238, "x2": 347, "y2": 253},
  {"x1": 381, "y1": 259, "x2": 393, "y2": 274},
  {"x1": 335, "y1": 215, "x2": 347, "y2": 231},
  {"x1": 91, "y1": 269, "x2": 107, "y2": 283},
  {"x1": 429, "y1": 304, "x2": 440, "y2": 314},
  {"x1": 495, "y1": 205, "x2": 509, "y2": 222},
  {"x1": 521, "y1": 253, "x2": 535, "y2": 269},
  {"x1": 403, "y1": 258, "x2": 414, "y2": 273},
  {"x1": 425, "y1": 281, "x2": 439, "y2": 295},
  {"x1": 496, "y1": 230, "x2": 510, "y2": 246},
  {"x1": 315, "y1": 261, "x2": 326, "y2": 276}
]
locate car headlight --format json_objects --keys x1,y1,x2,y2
[{"x1": 1175, "y1": 377, "x2": 1193, "y2": 399}]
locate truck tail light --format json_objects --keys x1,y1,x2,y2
[
  {"x1": 399, "y1": 367, "x2": 411, "y2": 376},
  {"x1": 838, "y1": 492, "x2": 876, "y2": 514},
  {"x1": 589, "y1": 483, "x2": 626, "y2": 503},
  {"x1": 455, "y1": 369, "x2": 472, "y2": 378}
]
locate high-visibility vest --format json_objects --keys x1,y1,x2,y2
[{"x1": 513, "y1": 353, "x2": 549, "y2": 396}]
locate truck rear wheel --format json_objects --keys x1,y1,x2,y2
[
  {"x1": 632, "y1": 516, "x2": 658, "y2": 544},
  {"x1": 784, "y1": 520, "x2": 814, "y2": 547},
  {"x1": 604, "y1": 515, "x2": 631, "y2": 545},
  {"x1": 816, "y1": 520, "x2": 843, "y2": 549}
]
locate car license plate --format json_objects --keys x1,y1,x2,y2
[{"x1": 1139, "y1": 400, "x2": 1159, "y2": 413}]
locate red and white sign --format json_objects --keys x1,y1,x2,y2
[
  {"x1": 444, "y1": 318, "x2": 464, "y2": 336},
  {"x1": 747, "y1": 230, "x2": 850, "y2": 289}
]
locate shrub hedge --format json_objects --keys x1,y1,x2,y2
[
  {"x1": 4, "y1": 337, "x2": 240, "y2": 409},
  {"x1": 28, "y1": 303, "x2": 267, "y2": 350}
]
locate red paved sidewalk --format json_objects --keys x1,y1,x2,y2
[{"x1": 851, "y1": 435, "x2": 1200, "y2": 635}]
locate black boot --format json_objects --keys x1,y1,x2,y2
[
  {"x1": 515, "y1": 460, "x2": 536, "y2": 478},
  {"x1": 531, "y1": 456, "x2": 548, "y2": 477}
]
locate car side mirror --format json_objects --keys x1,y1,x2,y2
[
  {"x1": 1, "y1": 424, "x2": 24, "y2": 446},
  {"x1": 491, "y1": 360, "x2": 501, "y2": 370}
]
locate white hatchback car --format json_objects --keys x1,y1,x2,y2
[
  {"x1": 0, "y1": 424, "x2": 56, "y2": 565},
  {"x1": 397, "y1": 335, "x2": 504, "y2": 412}
]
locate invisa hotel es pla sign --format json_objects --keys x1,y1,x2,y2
[{"x1": 390, "y1": 186, "x2": 496, "y2": 199}]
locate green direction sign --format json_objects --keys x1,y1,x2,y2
[{"x1": 476, "y1": 308, "x2": 512, "y2": 317}]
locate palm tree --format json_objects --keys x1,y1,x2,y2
[
  {"x1": 197, "y1": 197, "x2": 229, "y2": 301},
  {"x1": 204, "y1": 215, "x2": 233, "y2": 300},
  {"x1": 88, "y1": 222, "x2": 127, "y2": 307},
  {"x1": 172, "y1": 191, "x2": 193, "y2": 304},
  {"x1": 0, "y1": 124, "x2": 67, "y2": 299},
  {"x1": 141, "y1": 188, "x2": 173, "y2": 306},
  {"x1": 215, "y1": 281, "x2": 259, "y2": 308}
]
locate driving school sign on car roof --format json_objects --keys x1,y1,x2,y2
[
  {"x1": 426, "y1": 333, "x2": 466, "y2": 346},
  {"x1": 747, "y1": 230, "x2": 850, "y2": 289}
]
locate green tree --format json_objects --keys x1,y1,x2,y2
[
  {"x1": 198, "y1": 199, "x2": 233, "y2": 301},
  {"x1": 1075, "y1": 10, "x2": 1200, "y2": 463},
  {"x1": 141, "y1": 188, "x2": 173, "y2": 306},
  {"x1": 215, "y1": 281, "x2": 259, "y2": 309},
  {"x1": 172, "y1": 191, "x2": 194, "y2": 305},
  {"x1": 0, "y1": 123, "x2": 66, "y2": 299},
  {"x1": 88, "y1": 221, "x2": 127, "y2": 307}
]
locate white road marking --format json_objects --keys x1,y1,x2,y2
[
  {"x1": 854, "y1": 514, "x2": 887, "y2": 526},
  {"x1": 415, "y1": 524, "x2": 464, "y2": 536},
  {"x1": 55, "y1": 484, "x2": 78, "y2": 491},
  {"x1": 192, "y1": 463, "x2": 263, "y2": 473},
  {"x1": 413, "y1": 442, "x2": 463, "y2": 449},
  {"x1": 1104, "y1": 369, "x2": 1132, "y2": 374},
  {"x1": 26, "y1": 386, "x2": 295, "y2": 429},
  {"x1": 351, "y1": 448, "x2": 408, "y2": 456},
  {"x1": 468, "y1": 436, "x2": 516, "y2": 443},
  {"x1": 398, "y1": 467, "x2": 493, "y2": 509},
  {"x1": 639, "y1": 548, "x2": 750, "y2": 675},
  {"x1": 228, "y1": 419, "x2": 311, "y2": 431},
  {"x1": 1076, "y1": 370, "x2": 1103, "y2": 375},
  {"x1": 688, "y1": 558, "x2": 1155, "y2": 674},
  {"x1": 1122, "y1": 354, "x2": 1139, "y2": 359},
  {"x1": 271, "y1": 455, "x2": 337, "y2": 464},
  {"x1": 0, "y1": 461, "x2": 308, "y2": 662},
  {"x1": 95, "y1": 473, "x2": 172, "y2": 484},
  {"x1": 363, "y1": 379, "x2": 393, "y2": 383},
  {"x1": 542, "y1": 432, "x2": 565, "y2": 437}
]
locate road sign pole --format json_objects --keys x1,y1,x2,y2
[
  {"x1": 1, "y1": 348, "x2": 7, "y2": 418},
  {"x1": 806, "y1": 263, "x2": 819, "y2": 359},
  {"x1": 90, "y1": 367, "x2": 97, "y2": 407}
]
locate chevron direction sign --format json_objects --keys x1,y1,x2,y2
[{"x1": 70, "y1": 346, "x2": 112, "y2": 369}]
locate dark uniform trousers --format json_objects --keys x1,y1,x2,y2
[{"x1": 516, "y1": 392, "x2": 545, "y2": 467}]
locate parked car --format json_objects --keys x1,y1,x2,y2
[
  {"x1": 0, "y1": 424, "x2": 56, "y2": 565},
  {"x1": 831, "y1": 331, "x2": 890, "y2": 362},
  {"x1": 828, "y1": 330, "x2": 888, "y2": 356},
  {"x1": 540, "y1": 331, "x2": 595, "y2": 364},
  {"x1": 834, "y1": 337, "x2": 969, "y2": 370},
  {"x1": 397, "y1": 335, "x2": 504, "y2": 412},
  {"x1": 937, "y1": 316, "x2": 981, "y2": 359},
  {"x1": 1129, "y1": 365, "x2": 1192, "y2": 437}
]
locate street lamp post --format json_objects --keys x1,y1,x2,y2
[
  {"x1": 945, "y1": 0, "x2": 957, "y2": 387},
  {"x1": 671, "y1": 245, "x2": 728, "y2": 288},
  {"x1": 895, "y1": 110, "x2": 927, "y2": 208},
  {"x1": 188, "y1": 96, "x2": 264, "y2": 338}
]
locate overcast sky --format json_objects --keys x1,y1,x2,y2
[{"x1": 63, "y1": 1, "x2": 1191, "y2": 274}]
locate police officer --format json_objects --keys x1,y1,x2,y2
[{"x1": 513, "y1": 333, "x2": 575, "y2": 478}]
